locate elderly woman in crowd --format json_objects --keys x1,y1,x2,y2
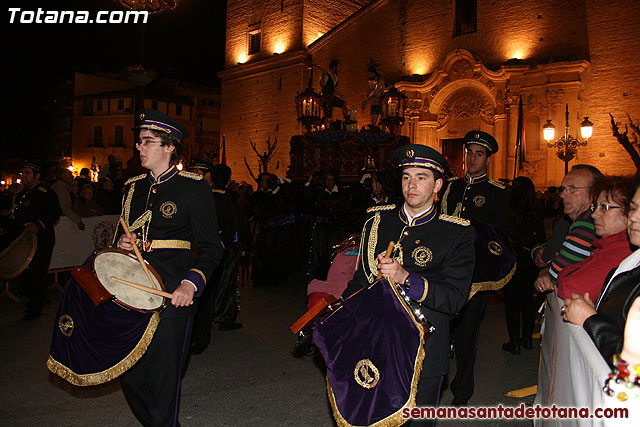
[
  {"x1": 557, "y1": 176, "x2": 635, "y2": 300},
  {"x1": 563, "y1": 178, "x2": 640, "y2": 365},
  {"x1": 72, "y1": 183, "x2": 104, "y2": 218}
]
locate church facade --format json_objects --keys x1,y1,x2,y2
[{"x1": 220, "y1": 0, "x2": 640, "y2": 186}]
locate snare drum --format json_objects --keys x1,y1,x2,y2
[{"x1": 93, "y1": 248, "x2": 166, "y2": 312}]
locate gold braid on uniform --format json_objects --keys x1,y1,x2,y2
[
  {"x1": 488, "y1": 179, "x2": 506, "y2": 189},
  {"x1": 366, "y1": 212, "x2": 381, "y2": 283},
  {"x1": 178, "y1": 170, "x2": 203, "y2": 180},
  {"x1": 45, "y1": 312, "x2": 160, "y2": 386},
  {"x1": 441, "y1": 181, "x2": 453, "y2": 214},
  {"x1": 438, "y1": 214, "x2": 470, "y2": 226},
  {"x1": 129, "y1": 210, "x2": 152, "y2": 235}
]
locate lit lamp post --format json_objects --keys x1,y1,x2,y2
[
  {"x1": 543, "y1": 104, "x2": 593, "y2": 174},
  {"x1": 296, "y1": 56, "x2": 323, "y2": 133},
  {"x1": 380, "y1": 86, "x2": 407, "y2": 134},
  {"x1": 297, "y1": 86, "x2": 322, "y2": 134}
]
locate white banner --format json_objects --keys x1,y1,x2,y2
[
  {"x1": 535, "y1": 291, "x2": 638, "y2": 426},
  {"x1": 49, "y1": 215, "x2": 119, "y2": 270}
]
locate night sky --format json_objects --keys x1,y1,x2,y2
[{"x1": 4, "y1": 0, "x2": 226, "y2": 158}]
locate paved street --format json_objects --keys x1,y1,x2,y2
[{"x1": 0, "y1": 272, "x2": 538, "y2": 426}]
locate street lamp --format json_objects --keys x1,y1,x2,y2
[
  {"x1": 380, "y1": 85, "x2": 407, "y2": 134},
  {"x1": 296, "y1": 55, "x2": 323, "y2": 133},
  {"x1": 543, "y1": 104, "x2": 593, "y2": 174}
]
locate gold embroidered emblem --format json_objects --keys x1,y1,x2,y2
[
  {"x1": 354, "y1": 359, "x2": 380, "y2": 389},
  {"x1": 139, "y1": 113, "x2": 145, "y2": 121},
  {"x1": 412, "y1": 246, "x2": 432, "y2": 267},
  {"x1": 160, "y1": 201, "x2": 177, "y2": 219},
  {"x1": 488, "y1": 241, "x2": 503, "y2": 256},
  {"x1": 406, "y1": 149, "x2": 415, "y2": 158},
  {"x1": 473, "y1": 195, "x2": 486, "y2": 207},
  {"x1": 58, "y1": 314, "x2": 74, "y2": 337}
]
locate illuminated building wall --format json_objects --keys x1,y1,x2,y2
[
  {"x1": 222, "y1": 0, "x2": 639, "y2": 186},
  {"x1": 71, "y1": 73, "x2": 219, "y2": 178}
]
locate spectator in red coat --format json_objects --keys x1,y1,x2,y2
[{"x1": 557, "y1": 176, "x2": 635, "y2": 300}]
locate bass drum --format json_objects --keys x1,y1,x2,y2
[
  {"x1": 0, "y1": 219, "x2": 37, "y2": 279},
  {"x1": 93, "y1": 248, "x2": 166, "y2": 312}
]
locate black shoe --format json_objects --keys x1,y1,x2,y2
[
  {"x1": 451, "y1": 397, "x2": 468, "y2": 407},
  {"x1": 219, "y1": 322, "x2": 243, "y2": 331},
  {"x1": 520, "y1": 338, "x2": 533, "y2": 350},
  {"x1": 502, "y1": 342, "x2": 521, "y2": 355},
  {"x1": 190, "y1": 343, "x2": 207, "y2": 355},
  {"x1": 21, "y1": 311, "x2": 41, "y2": 321}
]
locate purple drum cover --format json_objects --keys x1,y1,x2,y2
[
  {"x1": 47, "y1": 253, "x2": 159, "y2": 386},
  {"x1": 313, "y1": 278, "x2": 426, "y2": 426}
]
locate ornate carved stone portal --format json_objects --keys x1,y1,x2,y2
[{"x1": 437, "y1": 88, "x2": 495, "y2": 129}]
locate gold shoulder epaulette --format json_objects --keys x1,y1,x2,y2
[
  {"x1": 212, "y1": 188, "x2": 226, "y2": 194},
  {"x1": 38, "y1": 186, "x2": 48, "y2": 192},
  {"x1": 366, "y1": 204, "x2": 396, "y2": 213},
  {"x1": 447, "y1": 176, "x2": 462, "y2": 182},
  {"x1": 438, "y1": 214, "x2": 470, "y2": 226},
  {"x1": 125, "y1": 174, "x2": 147, "y2": 186},
  {"x1": 178, "y1": 171, "x2": 203, "y2": 180},
  {"x1": 489, "y1": 179, "x2": 506, "y2": 189}
]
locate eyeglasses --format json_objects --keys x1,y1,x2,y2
[
  {"x1": 558, "y1": 185, "x2": 590, "y2": 194},
  {"x1": 135, "y1": 140, "x2": 161, "y2": 149},
  {"x1": 590, "y1": 203, "x2": 623, "y2": 213}
]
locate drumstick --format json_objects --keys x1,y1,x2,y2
[
  {"x1": 377, "y1": 241, "x2": 396, "y2": 279},
  {"x1": 118, "y1": 216, "x2": 158, "y2": 290},
  {"x1": 110, "y1": 276, "x2": 193, "y2": 305}
]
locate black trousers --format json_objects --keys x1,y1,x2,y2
[
  {"x1": 121, "y1": 315, "x2": 192, "y2": 427},
  {"x1": 406, "y1": 375, "x2": 444, "y2": 426},
  {"x1": 213, "y1": 242, "x2": 241, "y2": 325},
  {"x1": 17, "y1": 236, "x2": 54, "y2": 315},
  {"x1": 503, "y1": 262, "x2": 536, "y2": 345},
  {"x1": 450, "y1": 292, "x2": 487, "y2": 401}
]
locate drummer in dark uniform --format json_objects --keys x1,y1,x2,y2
[
  {"x1": 115, "y1": 109, "x2": 223, "y2": 426},
  {"x1": 439, "y1": 130, "x2": 509, "y2": 406},
  {"x1": 11, "y1": 160, "x2": 61, "y2": 321},
  {"x1": 346, "y1": 144, "x2": 476, "y2": 410},
  {"x1": 189, "y1": 160, "x2": 241, "y2": 356}
]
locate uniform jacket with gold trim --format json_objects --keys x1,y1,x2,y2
[
  {"x1": 346, "y1": 204, "x2": 475, "y2": 377},
  {"x1": 11, "y1": 182, "x2": 61, "y2": 248},
  {"x1": 440, "y1": 174, "x2": 509, "y2": 230},
  {"x1": 115, "y1": 167, "x2": 223, "y2": 318}
]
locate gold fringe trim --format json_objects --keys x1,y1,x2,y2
[
  {"x1": 46, "y1": 312, "x2": 160, "y2": 386},
  {"x1": 471, "y1": 261, "x2": 517, "y2": 293},
  {"x1": 325, "y1": 279, "x2": 426, "y2": 427}
]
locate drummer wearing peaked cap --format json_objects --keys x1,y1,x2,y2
[
  {"x1": 115, "y1": 109, "x2": 223, "y2": 426},
  {"x1": 345, "y1": 144, "x2": 475, "y2": 416},
  {"x1": 11, "y1": 160, "x2": 61, "y2": 321},
  {"x1": 440, "y1": 130, "x2": 509, "y2": 406}
]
